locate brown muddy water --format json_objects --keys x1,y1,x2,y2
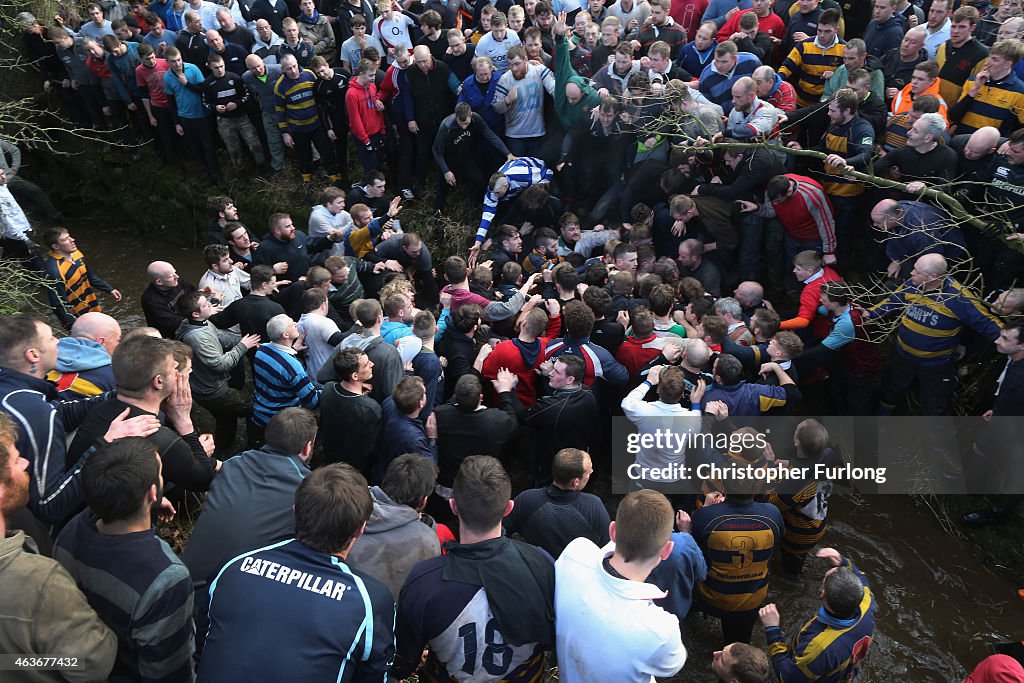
[{"x1": 65, "y1": 223, "x2": 1024, "y2": 683}]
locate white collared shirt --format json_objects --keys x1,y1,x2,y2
[{"x1": 924, "y1": 18, "x2": 951, "y2": 59}]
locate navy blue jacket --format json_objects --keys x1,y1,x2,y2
[
  {"x1": 457, "y1": 73, "x2": 504, "y2": 135},
  {"x1": 0, "y1": 368, "x2": 103, "y2": 523},
  {"x1": 253, "y1": 229, "x2": 335, "y2": 279},
  {"x1": 376, "y1": 396, "x2": 436, "y2": 480},
  {"x1": 198, "y1": 538, "x2": 395, "y2": 682},
  {"x1": 862, "y1": 16, "x2": 904, "y2": 59}
]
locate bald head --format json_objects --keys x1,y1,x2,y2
[
  {"x1": 565, "y1": 82, "x2": 584, "y2": 106},
  {"x1": 412, "y1": 44, "x2": 434, "y2": 72},
  {"x1": 205, "y1": 29, "x2": 224, "y2": 50},
  {"x1": 733, "y1": 76, "x2": 756, "y2": 94},
  {"x1": 916, "y1": 253, "x2": 947, "y2": 277},
  {"x1": 871, "y1": 198, "x2": 902, "y2": 229},
  {"x1": 71, "y1": 312, "x2": 122, "y2": 356},
  {"x1": 147, "y1": 261, "x2": 173, "y2": 281},
  {"x1": 734, "y1": 281, "x2": 764, "y2": 307},
  {"x1": 147, "y1": 260, "x2": 180, "y2": 291},
  {"x1": 998, "y1": 15, "x2": 1024, "y2": 41},
  {"x1": 752, "y1": 65, "x2": 777, "y2": 96},
  {"x1": 905, "y1": 26, "x2": 927, "y2": 41},
  {"x1": 964, "y1": 126, "x2": 1001, "y2": 160},
  {"x1": 994, "y1": 288, "x2": 1024, "y2": 316},
  {"x1": 683, "y1": 338, "x2": 711, "y2": 367}
]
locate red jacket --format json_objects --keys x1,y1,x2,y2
[
  {"x1": 780, "y1": 266, "x2": 842, "y2": 339},
  {"x1": 716, "y1": 9, "x2": 786, "y2": 42},
  {"x1": 765, "y1": 78, "x2": 797, "y2": 113},
  {"x1": 769, "y1": 174, "x2": 836, "y2": 255},
  {"x1": 482, "y1": 318, "x2": 561, "y2": 406},
  {"x1": 836, "y1": 307, "x2": 881, "y2": 378},
  {"x1": 615, "y1": 334, "x2": 665, "y2": 381},
  {"x1": 345, "y1": 78, "x2": 384, "y2": 144},
  {"x1": 671, "y1": 0, "x2": 709, "y2": 41}
]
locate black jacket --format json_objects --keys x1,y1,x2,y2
[
  {"x1": 318, "y1": 382, "x2": 382, "y2": 472},
  {"x1": 434, "y1": 391, "x2": 519, "y2": 487},
  {"x1": 436, "y1": 329, "x2": 480, "y2": 400},
  {"x1": 253, "y1": 229, "x2": 334, "y2": 279},
  {"x1": 406, "y1": 60, "x2": 455, "y2": 130},
  {"x1": 520, "y1": 386, "x2": 599, "y2": 472},
  {"x1": 503, "y1": 485, "x2": 611, "y2": 558},
  {"x1": 175, "y1": 29, "x2": 208, "y2": 70},
  {"x1": 240, "y1": 0, "x2": 291, "y2": 36},
  {"x1": 210, "y1": 294, "x2": 286, "y2": 341},
  {"x1": 68, "y1": 398, "x2": 215, "y2": 495},
  {"x1": 859, "y1": 92, "x2": 888, "y2": 137},
  {"x1": 734, "y1": 33, "x2": 775, "y2": 64},
  {"x1": 141, "y1": 280, "x2": 197, "y2": 339},
  {"x1": 696, "y1": 146, "x2": 785, "y2": 202},
  {"x1": 346, "y1": 185, "x2": 390, "y2": 218}
]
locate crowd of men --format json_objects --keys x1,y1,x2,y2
[{"x1": 3, "y1": 0, "x2": 1024, "y2": 679}]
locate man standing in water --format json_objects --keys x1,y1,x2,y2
[{"x1": 758, "y1": 547, "x2": 877, "y2": 682}]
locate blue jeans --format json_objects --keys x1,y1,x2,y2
[
  {"x1": 506, "y1": 136, "x2": 543, "y2": 158},
  {"x1": 352, "y1": 132, "x2": 384, "y2": 173},
  {"x1": 784, "y1": 235, "x2": 823, "y2": 264},
  {"x1": 830, "y1": 195, "x2": 860, "y2": 266},
  {"x1": 737, "y1": 212, "x2": 764, "y2": 282}
]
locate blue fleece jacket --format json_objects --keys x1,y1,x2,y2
[{"x1": 49, "y1": 337, "x2": 116, "y2": 399}]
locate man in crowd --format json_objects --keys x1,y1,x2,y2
[
  {"x1": 176, "y1": 291, "x2": 259, "y2": 454},
  {"x1": 252, "y1": 313, "x2": 320, "y2": 436},
  {"x1": 555, "y1": 489, "x2": 688, "y2": 680},
  {"x1": 55, "y1": 437, "x2": 195, "y2": 683},
  {"x1": 47, "y1": 312, "x2": 121, "y2": 399},
  {"x1": 41, "y1": 227, "x2": 121, "y2": 329},
  {"x1": 184, "y1": 408, "x2": 316, "y2": 596},
  {"x1": 393, "y1": 456, "x2": 555, "y2": 681},
  {"x1": 197, "y1": 464, "x2": 394, "y2": 679},
  {"x1": 503, "y1": 447, "x2": 610, "y2": 558},
  {"x1": 758, "y1": 548, "x2": 877, "y2": 681},
  {"x1": 0, "y1": 411, "x2": 118, "y2": 679}
]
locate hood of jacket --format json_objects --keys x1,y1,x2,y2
[
  {"x1": 175, "y1": 317, "x2": 207, "y2": 342},
  {"x1": 55, "y1": 337, "x2": 111, "y2": 373},
  {"x1": 364, "y1": 486, "x2": 422, "y2": 533},
  {"x1": 350, "y1": 334, "x2": 384, "y2": 353},
  {"x1": 309, "y1": 203, "x2": 348, "y2": 229},
  {"x1": 348, "y1": 76, "x2": 374, "y2": 97}
]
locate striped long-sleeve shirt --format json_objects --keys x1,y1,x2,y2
[
  {"x1": 477, "y1": 157, "x2": 552, "y2": 242},
  {"x1": 765, "y1": 556, "x2": 876, "y2": 683},
  {"x1": 43, "y1": 249, "x2": 114, "y2": 327},
  {"x1": 274, "y1": 69, "x2": 321, "y2": 133},
  {"x1": 756, "y1": 174, "x2": 836, "y2": 255},
  {"x1": 950, "y1": 70, "x2": 1024, "y2": 135},
  {"x1": 779, "y1": 37, "x2": 845, "y2": 107},
  {"x1": 253, "y1": 343, "x2": 320, "y2": 427},
  {"x1": 55, "y1": 511, "x2": 196, "y2": 683},
  {"x1": 869, "y1": 276, "x2": 1002, "y2": 366},
  {"x1": 698, "y1": 52, "x2": 761, "y2": 114}
]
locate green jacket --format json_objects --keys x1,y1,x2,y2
[
  {"x1": 0, "y1": 530, "x2": 117, "y2": 682},
  {"x1": 821, "y1": 61, "x2": 885, "y2": 102},
  {"x1": 554, "y1": 35, "x2": 601, "y2": 131}
]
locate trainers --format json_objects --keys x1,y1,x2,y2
[{"x1": 401, "y1": 188, "x2": 415, "y2": 200}]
